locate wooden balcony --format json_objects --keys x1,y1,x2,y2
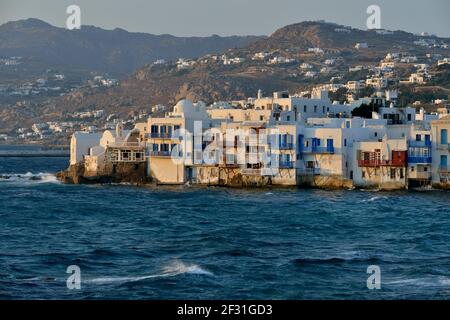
[{"x1": 358, "y1": 159, "x2": 406, "y2": 167}]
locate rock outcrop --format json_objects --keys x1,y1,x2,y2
[{"x1": 57, "y1": 161, "x2": 151, "y2": 185}]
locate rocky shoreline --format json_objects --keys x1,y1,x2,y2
[
  {"x1": 55, "y1": 164, "x2": 450, "y2": 190},
  {"x1": 56, "y1": 162, "x2": 151, "y2": 185}
]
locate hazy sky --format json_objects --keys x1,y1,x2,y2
[{"x1": 1, "y1": 0, "x2": 449, "y2": 37}]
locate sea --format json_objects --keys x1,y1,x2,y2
[{"x1": 0, "y1": 145, "x2": 450, "y2": 299}]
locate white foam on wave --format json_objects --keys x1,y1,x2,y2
[
  {"x1": 361, "y1": 196, "x2": 388, "y2": 202},
  {"x1": 0, "y1": 172, "x2": 59, "y2": 184},
  {"x1": 85, "y1": 260, "x2": 213, "y2": 285},
  {"x1": 386, "y1": 277, "x2": 450, "y2": 288}
]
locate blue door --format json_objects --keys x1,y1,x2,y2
[
  {"x1": 441, "y1": 129, "x2": 448, "y2": 145},
  {"x1": 311, "y1": 138, "x2": 317, "y2": 151},
  {"x1": 441, "y1": 155, "x2": 448, "y2": 168},
  {"x1": 425, "y1": 134, "x2": 431, "y2": 145},
  {"x1": 327, "y1": 138, "x2": 334, "y2": 152},
  {"x1": 281, "y1": 134, "x2": 287, "y2": 147}
]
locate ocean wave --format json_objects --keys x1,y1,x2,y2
[
  {"x1": 385, "y1": 277, "x2": 450, "y2": 288},
  {"x1": 361, "y1": 196, "x2": 388, "y2": 202},
  {"x1": 294, "y1": 255, "x2": 384, "y2": 266},
  {"x1": 0, "y1": 172, "x2": 59, "y2": 184},
  {"x1": 17, "y1": 260, "x2": 213, "y2": 286},
  {"x1": 85, "y1": 260, "x2": 213, "y2": 285}
]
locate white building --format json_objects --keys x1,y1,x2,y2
[{"x1": 355, "y1": 43, "x2": 368, "y2": 49}]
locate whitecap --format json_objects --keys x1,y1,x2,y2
[
  {"x1": 386, "y1": 277, "x2": 450, "y2": 288},
  {"x1": 85, "y1": 260, "x2": 213, "y2": 285},
  {"x1": 361, "y1": 196, "x2": 388, "y2": 202},
  {"x1": 0, "y1": 172, "x2": 59, "y2": 184}
]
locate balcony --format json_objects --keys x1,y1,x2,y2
[
  {"x1": 149, "y1": 132, "x2": 174, "y2": 139},
  {"x1": 299, "y1": 167, "x2": 320, "y2": 175},
  {"x1": 358, "y1": 159, "x2": 406, "y2": 167},
  {"x1": 407, "y1": 156, "x2": 432, "y2": 164},
  {"x1": 303, "y1": 146, "x2": 335, "y2": 154},
  {"x1": 278, "y1": 161, "x2": 295, "y2": 169},
  {"x1": 437, "y1": 143, "x2": 450, "y2": 151},
  {"x1": 241, "y1": 168, "x2": 261, "y2": 176},
  {"x1": 439, "y1": 166, "x2": 450, "y2": 173},
  {"x1": 409, "y1": 171, "x2": 431, "y2": 180},
  {"x1": 149, "y1": 151, "x2": 171, "y2": 157},
  {"x1": 108, "y1": 141, "x2": 143, "y2": 149},
  {"x1": 408, "y1": 140, "x2": 431, "y2": 148},
  {"x1": 278, "y1": 142, "x2": 294, "y2": 150},
  {"x1": 312, "y1": 146, "x2": 335, "y2": 154}
]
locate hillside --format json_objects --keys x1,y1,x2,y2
[
  {"x1": 0, "y1": 18, "x2": 262, "y2": 78},
  {"x1": 1, "y1": 20, "x2": 449, "y2": 137}
]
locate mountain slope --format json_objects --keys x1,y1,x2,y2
[
  {"x1": 1, "y1": 20, "x2": 449, "y2": 135},
  {"x1": 0, "y1": 18, "x2": 263, "y2": 76}
]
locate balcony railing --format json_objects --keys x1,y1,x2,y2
[
  {"x1": 358, "y1": 159, "x2": 406, "y2": 167},
  {"x1": 437, "y1": 143, "x2": 450, "y2": 150},
  {"x1": 408, "y1": 140, "x2": 431, "y2": 147},
  {"x1": 278, "y1": 161, "x2": 294, "y2": 169},
  {"x1": 148, "y1": 132, "x2": 174, "y2": 139},
  {"x1": 407, "y1": 156, "x2": 432, "y2": 164},
  {"x1": 241, "y1": 168, "x2": 261, "y2": 176},
  {"x1": 409, "y1": 171, "x2": 431, "y2": 180},
  {"x1": 279, "y1": 143, "x2": 294, "y2": 150},
  {"x1": 303, "y1": 146, "x2": 335, "y2": 154},
  {"x1": 299, "y1": 167, "x2": 320, "y2": 175},
  {"x1": 150, "y1": 151, "x2": 171, "y2": 157},
  {"x1": 108, "y1": 141, "x2": 143, "y2": 148}
]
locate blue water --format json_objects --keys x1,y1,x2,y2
[{"x1": 0, "y1": 154, "x2": 450, "y2": 299}]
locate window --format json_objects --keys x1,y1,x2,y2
[
  {"x1": 322, "y1": 106, "x2": 325, "y2": 113},
  {"x1": 374, "y1": 132, "x2": 378, "y2": 137},
  {"x1": 344, "y1": 138, "x2": 347, "y2": 147},
  {"x1": 314, "y1": 105, "x2": 317, "y2": 113},
  {"x1": 362, "y1": 171, "x2": 366, "y2": 178},
  {"x1": 407, "y1": 114, "x2": 412, "y2": 121},
  {"x1": 304, "y1": 105, "x2": 307, "y2": 112},
  {"x1": 260, "y1": 115, "x2": 264, "y2": 121},
  {"x1": 441, "y1": 129, "x2": 448, "y2": 144},
  {"x1": 287, "y1": 115, "x2": 291, "y2": 121},
  {"x1": 161, "y1": 144, "x2": 169, "y2": 152},
  {"x1": 416, "y1": 134, "x2": 421, "y2": 142},
  {"x1": 390, "y1": 168, "x2": 396, "y2": 179},
  {"x1": 400, "y1": 169, "x2": 404, "y2": 179}
]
